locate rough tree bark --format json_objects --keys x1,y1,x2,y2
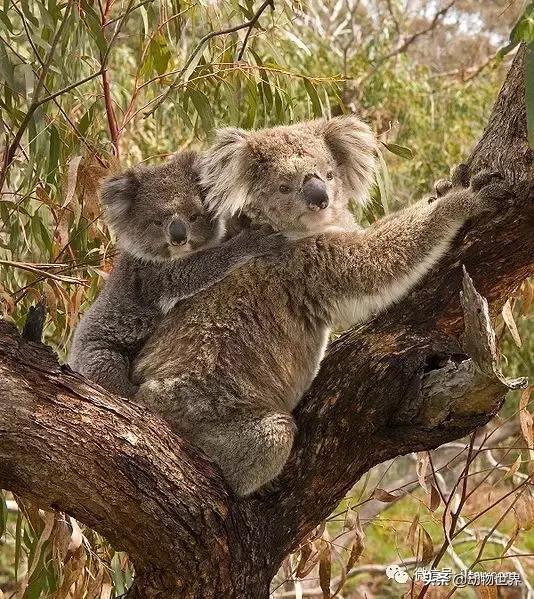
[{"x1": 0, "y1": 48, "x2": 533, "y2": 598}]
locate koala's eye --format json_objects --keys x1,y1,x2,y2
[
  {"x1": 279, "y1": 184, "x2": 291, "y2": 194},
  {"x1": 189, "y1": 213, "x2": 200, "y2": 222},
  {"x1": 326, "y1": 171, "x2": 334, "y2": 180},
  {"x1": 152, "y1": 219, "x2": 163, "y2": 227}
]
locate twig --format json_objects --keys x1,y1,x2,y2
[
  {"x1": 144, "y1": 0, "x2": 276, "y2": 118},
  {"x1": 385, "y1": 0, "x2": 400, "y2": 38},
  {"x1": 104, "y1": 0, "x2": 155, "y2": 26},
  {"x1": 358, "y1": 0, "x2": 457, "y2": 86},
  {"x1": 0, "y1": 259, "x2": 87, "y2": 285},
  {"x1": 236, "y1": 0, "x2": 274, "y2": 61}
]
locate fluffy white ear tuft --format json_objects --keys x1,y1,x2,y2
[
  {"x1": 320, "y1": 115, "x2": 377, "y2": 207},
  {"x1": 101, "y1": 169, "x2": 140, "y2": 233},
  {"x1": 199, "y1": 127, "x2": 252, "y2": 217}
]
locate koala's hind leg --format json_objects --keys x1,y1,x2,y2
[{"x1": 199, "y1": 411, "x2": 296, "y2": 497}]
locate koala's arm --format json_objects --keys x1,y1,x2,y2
[
  {"x1": 69, "y1": 333, "x2": 139, "y2": 398},
  {"x1": 155, "y1": 228, "x2": 287, "y2": 311},
  {"x1": 316, "y1": 169, "x2": 511, "y2": 329}
]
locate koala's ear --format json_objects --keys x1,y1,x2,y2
[
  {"x1": 319, "y1": 115, "x2": 377, "y2": 207},
  {"x1": 101, "y1": 169, "x2": 140, "y2": 231},
  {"x1": 199, "y1": 127, "x2": 252, "y2": 217}
]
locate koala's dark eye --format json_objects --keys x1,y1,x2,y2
[
  {"x1": 326, "y1": 171, "x2": 334, "y2": 180},
  {"x1": 279, "y1": 184, "x2": 291, "y2": 194},
  {"x1": 153, "y1": 219, "x2": 163, "y2": 227},
  {"x1": 189, "y1": 213, "x2": 200, "y2": 222}
]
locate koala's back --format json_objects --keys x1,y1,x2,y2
[{"x1": 132, "y1": 238, "x2": 329, "y2": 419}]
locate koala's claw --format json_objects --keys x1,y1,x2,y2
[
  {"x1": 434, "y1": 179, "x2": 453, "y2": 198},
  {"x1": 451, "y1": 163, "x2": 471, "y2": 188},
  {"x1": 468, "y1": 170, "x2": 513, "y2": 216},
  {"x1": 470, "y1": 170, "x2": 505, "y2": 192}
]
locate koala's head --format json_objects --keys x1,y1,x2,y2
[
  {"x1": 200, "y1": 116, "x2": 377, "y2": 236},
  {"x1": 101, "y1": 151, "x2": 224, "y2": 262}
]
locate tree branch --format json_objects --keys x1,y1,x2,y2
[{"x1": 0, "y1": 322, "x2": 267, "y2": 597}]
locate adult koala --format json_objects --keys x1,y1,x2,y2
[{"x1": 132, "y1": 116, "x2": 511, "y2": 497}]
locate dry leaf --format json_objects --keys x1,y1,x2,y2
[
  {"x1": 318, "y1": 539, "x2": 332, "y2": 599},
  {"x1": 502, "y1": 299, "x2": 522, "y2": 347},
  {"x1": 428, "y1": 485, "x2": 441, "y2": 512},
  {"x1": 513, "y1": 489, "x2": 534, "y2": 530},
  {"x1": 504, "y1": 454, "x2": 522, "y2": 479},
  {"x1": 68, "y1": 516, "x2": 84, "y2": 553},
  {"x1": 372, "y1": 488, "x2": 399, "y2": 502},
  {"x1": 416, "y1": 452, "x2": 429, "y2": 493},
  {"x1": 62, "y1": 155, "x2": 82, "y2": 208},
  {"x1": 420, "y1": 527, "x2": 433, "y2": 566},
  {"x1": 521, "y1": 280, "x2": 533, "y2": 316},
  {"x1": 407, "y1": 513, "x2": 419, "y2": 554},
  {"x1": 26, "y1": 510, "x2": 56, "y2": 581},
  {"x1": 519, "y1": 387, "x2": 534, "y2": 461},
  {"x1": 42, "y1": 281, "x2": 58, "y2": 323}
]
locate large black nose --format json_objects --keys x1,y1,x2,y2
[
  {"x1": 303, "y1": 176, "x2": 329, "y2": 210},
  {"x1": 169, "y1": 219, "x2": 188, "y2": 246}
]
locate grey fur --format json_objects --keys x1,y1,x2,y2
[
  {"x1": 68, "y1": 151, "x2": 287, "y2": 397},
  {"x1": 133, "y1": 118, "x2": 513, "y2": 498},
  {"x1": 199, "y1": 116, "x2": 376, "y2": 236}
]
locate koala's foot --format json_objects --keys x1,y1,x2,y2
[{"x1": 199, "y1": 411, "x2": 296, "y2": 498}]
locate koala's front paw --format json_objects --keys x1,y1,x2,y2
[
  {"x1": 234, "y1": 226, "x2": 288, "y2": 256},
  {"x1": 256, "y1": 231, "x2": 290, "y2": 256},
  {"x1": 467, "y1": 170, "x2": 513, "y2": 218},
  {"x1": 427, "y1": 164, "x2": 470, "y2": 204},
  {"x1": 436, "y1": 164, "x2": 513, "y2": 219}
]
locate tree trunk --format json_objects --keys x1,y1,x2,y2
[{"x1": 0, "y1": 48, "x2": 533, "y2": 596}]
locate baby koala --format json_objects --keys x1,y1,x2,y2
[{"x1": 68, "y1": 151, "x2": 284, "y2": 398}]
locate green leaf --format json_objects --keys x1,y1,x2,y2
[
  {"x1": 0, "y1": 39, "x2": 17, "y2": 91},
  {"x1": 384, "y1": 142, "x2": 414, "y2": 160},
  {"x1": 499, "y1": 2, "x2": 534, "y2": 55},
  {"x1": 189, "y1": 88, "x2": 214, "y2": 134},
  {"x1": 0, "y1": 7, "x2": 13, "y2": 32},
  {"x1": 47, "y1": 124, "x2": 60, "y2": 183},
  {"x1": 152, "y1": 34, "x2": 171, "y2": 76},
  {"x1": 303, "y1": 77, "x2": 322, "y2": 117},
  {"x1": 15, "y1": 508, "x2": 22, "y2": 580},
  {"x1": 81, "y1": 1, "x2": 108, "y2": 56},
  {"x1": 526, "y1": 41, "x2": 534, "y2": 147},
  {"x1": 20, "y1": 0, "x2": 39, "y2": 26},
  {"x1": 0, "y1": 492, "x2": 7, "y2": 539}
]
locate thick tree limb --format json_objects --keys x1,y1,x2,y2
[
  {"x1": 0, "y1": 47, "x2": 532, "y2": 598},
  {"x1": 0, "y1": 325, "x2": 270, "y2": 596}
]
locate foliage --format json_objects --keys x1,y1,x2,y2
[{"x1": 0, "y1": 0, "x2": 532, "y2": 597}]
